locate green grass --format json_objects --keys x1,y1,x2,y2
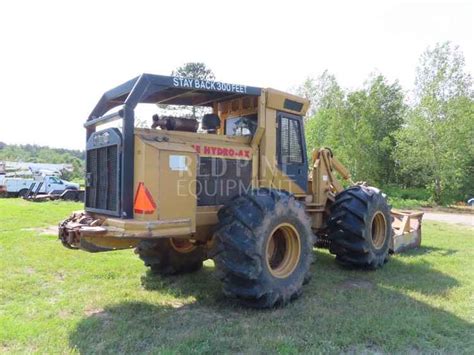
[{"x1": 0, "y1": 199, "x2": 473, "y2": 353}]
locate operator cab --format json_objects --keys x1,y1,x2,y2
[{"x1": 148, "y1": 94, "x2": 259, "y2": 138}]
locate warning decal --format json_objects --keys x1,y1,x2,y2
[{"x1": 192, "y1": 144, "x2": 251, "y2": 160}]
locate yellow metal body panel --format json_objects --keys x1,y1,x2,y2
[
  {"x1": 75, "y1": 86, "x2": 317, "y2": 248},
  {"x1": 64, "y1": 83, "x2": 422, "y2": 255},
  {"x1": 134, "y1": 136, "x2": 160, "y2": 221},
  {"x1": 266, "y1": 88, "x2": 309, "y2": 116},
  {"x1": 133, "y1": 134, "x2": 197, "y2": 234},
  {"x1": 132, "y1": 128, "x2": 256, "y2": 238},
  {"x1": 158, "y1": 149, "x2": 197, "y2": 231}
]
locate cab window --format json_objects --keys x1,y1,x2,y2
[
  {"x1": 225, "y1": 114, "x2": 257, "y2": 136},
  {"x1": 49, "y1": 177, "x2": 63, "y2": 184}
]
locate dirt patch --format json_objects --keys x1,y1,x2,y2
[
  {"x1": 21, "y1": 226, "x2": 58, "y2": 235},
  {"x1": 339, "y1": 278, "x2": 374, "y2": 290},
  {"x1": 343, "y1": 343, "x2": 385, "y2": 354},
  {"x1": 422, "y1": 206, "x2": 474, "y2": 215},
  {"x1": 169, "y1": 301, "x2": 186, "y2": 309},
  {"x1": 422, "y1": 212, "x2": 473, "y2": 227},
  {"x1": 84, "y1": 307, "x2": 111, "y2": 320},
  {"x1": 39, "y1": 226, "x2": 58, "y2": 235},
  {"x1": 58, "y1": 310, "x2": 72, "y2": 319},
  {"x1": 25, "y1": 267, "x2": 36, "y2": 275}
]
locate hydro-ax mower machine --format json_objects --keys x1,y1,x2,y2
[{"x1": 59, "y1": 74, "x2": 423, "y2": 308}]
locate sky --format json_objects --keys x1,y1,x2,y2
[{"x1": 0, "y1": 0, "x2": 472, "y2": 150}]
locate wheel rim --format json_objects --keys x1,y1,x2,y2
[
  {"x1": 371, "y1": 212, "x2": 387, "y2": 249},
  {"x1": 170, "y1": 238, "x2": 196, "y2": 253},
  {"x1": 265, "y1": 223, "x2": 301, "y2": 278}
]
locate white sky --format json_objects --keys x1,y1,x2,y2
[{"x1": 0, "y1": 0, "x2": 472, "y2": 150}]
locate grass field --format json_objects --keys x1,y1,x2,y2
[{"x1": 0, "y1": 199, "x2": 473, "y2": 354}]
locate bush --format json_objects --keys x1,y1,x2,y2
[
  {"x1": 382, "y1": 185, "x2": 431, "y2": 201},
  {"x1": 381, "y1": 185, "x2": 431, "y2": 209}
]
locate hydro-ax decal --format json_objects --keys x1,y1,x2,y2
[{"x1": 192, "y1": 144, "x2": 251, "y2": 160}]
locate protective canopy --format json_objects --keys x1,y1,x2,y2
[{"x1": 88, "y1": 74, "x2": 262, "y2": 120}]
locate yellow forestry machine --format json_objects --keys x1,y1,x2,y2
[{"x1": 59, "y1": 74, "x2": 423, "y2": 308}]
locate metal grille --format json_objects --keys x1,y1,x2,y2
[
  {"x1": 197, "y1": 157, "x2": 252, "y2": 206},
  {"x1": 86, "y1": 145, "x2": 119, "y2": 213}
]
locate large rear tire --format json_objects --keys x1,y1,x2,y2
[
  {"x1": 327, "y1": 185, "x2": 392, "y2": 269},
  {"x1": 135, "y1": 238, "x2": 206, "y2": 275},
  {"x1": 211, "y1": 188, "x2": 314, "y2": 308}
]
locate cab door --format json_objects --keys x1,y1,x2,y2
[
  {"x1": 276, "y1": 112, "x2": 308, "y2": 192},
  {"x1": 46, "y1": 176, "x2": 63, "y2": 193}
]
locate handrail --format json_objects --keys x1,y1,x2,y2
[{"x1": 84, "y1": 109, "x2": 124, "y2": 128}]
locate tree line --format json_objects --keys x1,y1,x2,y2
[
  {"x1": 1, "y1": 45, "x2": 472, "y2": 203},
  {"x1": 298, "y1": 42, "x2": 473, "y2": 204},
  {"x1": 0, "y1": 144, "x2": 85, "y2": 181}
]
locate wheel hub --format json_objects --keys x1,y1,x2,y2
[
  {"x1": 371, "y1": 212, "x2": 387, "y2": 249},
  {"x1": 265, "y1": 223, "x2": 301, "y2": 278}
]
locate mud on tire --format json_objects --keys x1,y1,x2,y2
[
  {"x1": 135, "y1": 238, "x2": 206, "y2": 275},
  {"x1": 211, "y1": 188, "x2": 314, "y2": 308},
  {"x1": 327, "y1": 185, "x2": 392, "y2": 269}
]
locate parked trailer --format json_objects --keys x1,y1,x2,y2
[{"x1": 25, "y1": 189, "x2": 85, "y2": 202}]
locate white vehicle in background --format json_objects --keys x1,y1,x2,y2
[
  {"x1": 0, "y1": 175, "x2": 79, "y2": 197},
  {"x1": 0, "y1": 177, "x2": 6, "y2": 197}
]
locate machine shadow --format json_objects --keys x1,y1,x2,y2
[
  {"x1": 139, "y1": 262, "x2": 225, "y2": 305},
  {"x1": 69, "y1": 246, "x2": 468, "y2": 353}
]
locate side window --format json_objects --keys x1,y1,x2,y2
[{"x1": 280, "y1": 116, "x2": 303, "y2": 164}]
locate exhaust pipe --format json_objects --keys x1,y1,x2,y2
[{"x1": 152, "y1": 115, "x2": 199, "y2": 133}]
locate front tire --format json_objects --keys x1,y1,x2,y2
[
  {"x1": 327, "y1": 185, "x2": 392, "y2": 269},
  {"x1": 212, "y1": 189, "x2": 314, "y2": 308},
  {"x1": 135, "y1": 238, "x2": 206, "y2": 275},
  {"x1": 18, "y1": 189, "x2": 28, "y2": 198}
]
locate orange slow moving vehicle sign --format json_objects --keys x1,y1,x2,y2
[
  {"x1": 192, "y1": 144, "x2": 252, "y2": 160},
  {"x1": 134, "y1": 182, "x2": 157, "y2": 214}
]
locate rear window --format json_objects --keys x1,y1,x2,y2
[{"x1": 225, "y1": 115, "x2": 257, "y2": 136}]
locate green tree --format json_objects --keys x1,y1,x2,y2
[
  {"x1": 295, "y1": 70, "x2": 344, "y2": 117},
  {"x1": 351, "y1": 75, "x2": 406, "y2": 183},
  {"x1": 158, "y1": 62, "x2": 216, "y2": 120},
  {"x1": 0, "y1": 144, "x2": 85, "y2": 180},
  {"x1": 414, "y1": 42, "x2": 472, "y2": 104},
  {"x1": 303, "y1": 73, "x2": 405, "y2": 184},
  {"x1": 172, "y1": 62, "x2": 215, "y2": 81},
  {"x1": 300, "y1": 71, "x2": 345, "y2": 155},
  {"x1": 394, "y1": 42, "x2": 473, "y2": 203}
]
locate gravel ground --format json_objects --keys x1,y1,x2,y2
[{"x1": 422, "y1": 212, "x2": 474, "y2": 227}]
